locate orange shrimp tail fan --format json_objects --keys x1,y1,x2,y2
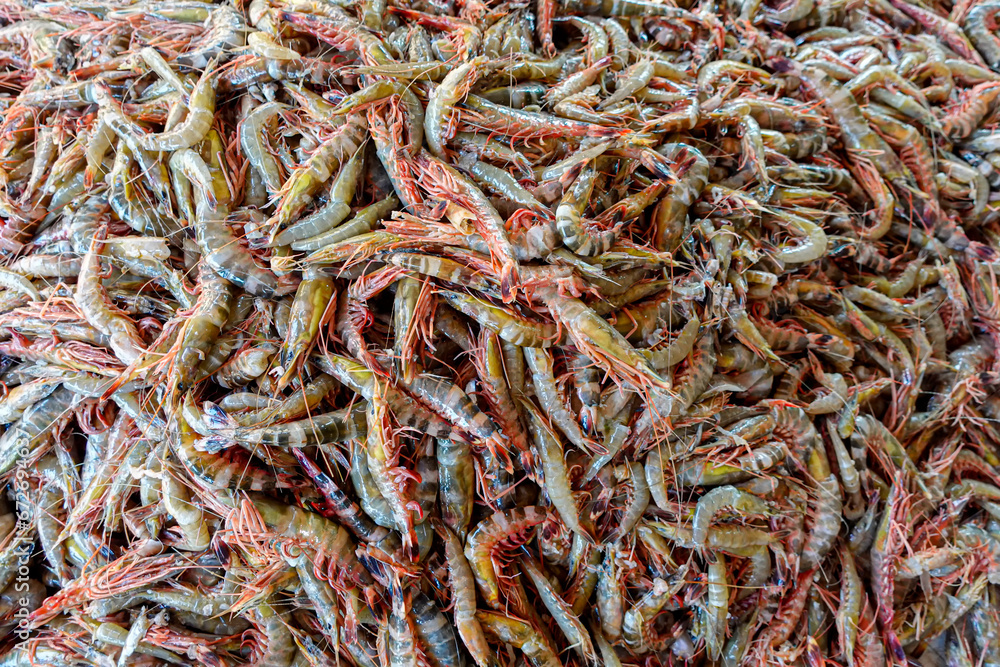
[{"x1": 499, "y1": 262, "x2": 520, "y2": 304}]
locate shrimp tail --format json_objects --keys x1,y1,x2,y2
[
  {"x1": 202, "y1": 401, "x2": 237, "y2": 428},
  {"x1": 98, "y1": 374, "x2": 130, "y2": 402},
  {"x1": 499, "y1": 261, "x2": 520, "y2": 303},
  {"x1": 196, "y1": 435, "x2": 233, "y2": 453},
  {"x1": 767, "y1": 57, "x2": 797, "y2": 74},
  {"x1": 885, "y1": 630, "x2": 906, "y2": 664}
]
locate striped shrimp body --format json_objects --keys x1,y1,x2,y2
[
  {"x1": 441, "y1": 291, "x2": 559, "y2": 347},
  {"x1": 200, "y1": 402, "x2": 367, "y2": 450},
  {"x1": 171, "y1": 408, "x2": 282, "y2": 492},
  {"x1": 965, "y1": 2, "x2": 1000, "y2": 69},
  {"x1": 397, "y1": 372, "x2": 502, "y2": 450},
  {"x1": 556, "y1": 163, "x2": 621, "y2": 256},
  {"x1": 291, "y1": 448, "x2": 389, "y2": 543},
  {"x1": 799, "y1": 447, "x2": 843, "y2": 571},
  {"x1": 412, "y1": 591, "x2": 463, "y2": 667},
  {"x1": 314, "y1": 353, "x2": 456, "y2": 438}
]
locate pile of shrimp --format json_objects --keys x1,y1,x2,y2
[{"x1": 2, "y1": 0, "x2": 1000, "y2": 663}]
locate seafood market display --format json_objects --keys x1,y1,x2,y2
[{"x1": 2, "y1": 0, "x2": 1000, "y2": 663}]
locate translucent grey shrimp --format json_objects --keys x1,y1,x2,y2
[
  {"x1": 692, "y1": 486, "x2": 769, "y2": 548},
  {"x1": 608, "y1": 462, "x2": 649, "y2": 543},
  {"x1": 291, "y1": 195, "x2": 399, "y2": 252},
  {"x1": 622, "y1": 572, "x2": 686, "y2": 653},
  {"x1": 773, "y1": 60, "x2": 908, "y2": 189},
  {"x1": 388, "y1": 585, "x2": 420, "y2": 667},
  {"x1": 349, "y1": 438, "x2": 398, "y2": 530},
  {"x1": 652, "y1": 144, "x2": 709, "y2": 251},
  {"x1": 703, "y1": 555, "x2": 728, "y2": 661},
  {"x1": 214, "y1": 344, "x2": 276, "y2": 388},
  {"x1": 189, "y1": 150, "x2": 279, "y2": 297},
  {"x1": 520, "y1": 557, "x2": 597, "y2": 665},
  {"x1": 596, "y1": 548, "x2": 625, "y2": 641},
  {"x1": 837, "y1": 545, "x2": 862, "y2": 667},
  {"x1": 569, "y1": 352, "x2": 601, "y2": 434},
  {"x1": 0, "y1": 379, "x2": 60, "y2": 424},
  {"x1": 566, "y1": 0, "x2": 691, "y2": 15},
  {"x1": 437, "y1": 436, "x2": 475, "y2": 540},
  {"x1": 437, "y1": 522, "x2": 494, "y2": 667},
  {"x1": 35, "y1": 480, "x2": 69, "y2": 585},
  {"x1": 522, "y1": 399, "x2": 589, "y2": 540},
  {"x1": 172, "y1": 265, "x2": 233, "y2": 392},
  {"x1": 75, "y1": 233, "x2": 147, "y2": 365},
  {"x1": 138, "y1": 67, "x2": 216, "y2": 151},
  {"x1": 272, "y1": 147, "x2": 364, "y2": 246},
  {"x1": 93, "y1": 90, "x2": 172, "y2": 204},
  {"x1": 441, "y1": 291, "x2": 559, "y2": 347},
  {"x1": 640, "y1": 316, "x2": 701, "y2": 371},
  {"x1": 425, "y1": 56, "x2": 491, "y2": 157},
  {"x1": 175, "y1": 6, "x2": 248, "y2": 68},
  {"x1": 469, "y1": 161, "x2": 546, "y2": 214},
  {"x1": 544, "y1": 56, "x2": 613, "y2": 105},
  {"x1": 270, "y1": 113, "x2": 367, "y2": 232},
  {"x1": 720, "y1": 611, "x2": 756, "y2": 667},
  {"x1": 161, "y1": 456, "x2": 211, "y2": 551},
  {"x1": 556, "y1": 163, "x2": 620, "y2": 256},
  {"x1": 525, "y1": 347, "x2": 595, "y2": 454},
  {"x1": 412, "y1": 591, "x2": 464, "y2": 667},
  {"x1": 800, "y1": 449, "x2": 842, "y2": 571},
  {"x1": 239, "y1": 100, "x2": 288, "y2": 195},
  {"x1": 601, "y1": 59, "x2": 654, "y2": 109},
  {"x1": 965, "y1": 2, "x2": 1000, "y2": 69},
  {"x1": 288, "y1": 552, "x2": 340, "y2": 642},
  {"x1": 8, "y1": 254, "x2": 81, "y2": 278}
]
